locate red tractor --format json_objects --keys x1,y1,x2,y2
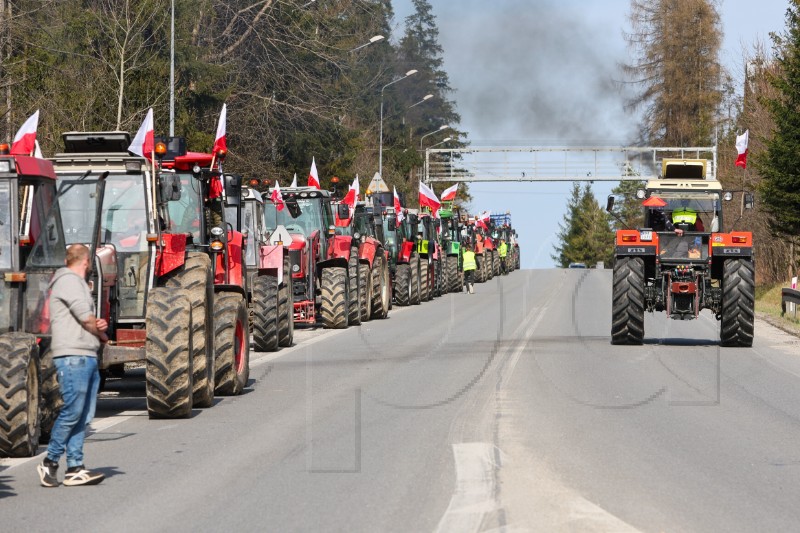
[
  {"x1": 415, "y1": 211, "x2": 444, "y2": 300},
  {"x1": 52, "y1": 132, "x2": 249, "y2": 421},
  {"x1": 0, "y1": 150, "x2": 105, "y2": 456},
  {"x1": 263, "y1": 186, "x2": 355, "y2": 329},
  {"x1": 225, "y1": 184, "x2": 293, "y2": 352},
  {"x1": 608, "y1": 158, "x2": 755, "y2": 346},
  {"x1": 390, "y1": 211, "x2": 422, "y2": 306}
]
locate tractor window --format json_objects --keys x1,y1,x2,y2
[
  {"x1": 27, "y1": 183, "x2": 67, "y2": 267},
  {"x1": 58, "y1": 180, "x2": 104, "y2": 245},
  {"x1": 99, "y1": 174, "x2": 150, "y2": 251},
  {"x1": 0, "y1": 181, "x2": 12, "y2": 269},
  {"x1": 227, "y1": 201, "x2": 258, "y2": 267},
  {"x1": 264, "y1": 198, "x2": 323, "y2": 237},
  {"x1": 167, "y1": 172, "x2": 203, "y2": 244}
]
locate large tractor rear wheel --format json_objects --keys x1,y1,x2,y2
[
  {"x1": 420, "y1": 260, "x2": 430, "y2": 302},
  {"x1": 278, "y1": 255, "x2": 294, "y2": 347},
  {"x1": 146, "y1": 288, "x2": 193, "y2": 419},
  {"x1": 441, "y1": 256, "x2": 450, "y2": 295},
  {"x1": 38, "y1": 350, "x2": 62, "y2": 443},
  {"x1": 720, "y1": 258, "x2": 755, "y2": 347},
  {"x1": 0, "y1": 333, "x2": 40, "y2": 457},
  {"x1": 359, "y1": 263, "x2": 372, "y2": 322},
  {"x1": 610, "y1": 257, "x2": 645, "y2": 345},
  {"x1": 371, "y1": 254, "x2": 391, "y2": 319},
  {"x1": 348, "y1": 248, "x2": 361, "y2": 326},
  {"x1": 395, "y1": 264, "x2": 412, "y2": 307},
  {"x1": 475, "y1": 255, "x2": 485, "y2": 283},
  {"x1": 214, "y1": 293, "x2": 250, "y2": 395},
  {"x1": 447, "y1": 256, "x2": 461, "y2": 293},
  {"x1": 165, "y1": 253, "x2": 214, "y2": 408},
  {"x1": 493, "y1": 250, "x2": 501, "y2": 277},
  {"x1": 252, "y1": 275, "x2": 279, "y2": 352},
  {"x1": 410, "y1": 255, "x2": 421, "y2": 305},
  {"x1": 321, "y1": 267, "x2": 349, "y2": 328}
]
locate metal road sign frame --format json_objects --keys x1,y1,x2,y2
[{"x1": 424, "y1": 146, "x2": 717, "y2": 183}]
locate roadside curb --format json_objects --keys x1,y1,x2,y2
[{"x1": 757, "y1": 311, "x2": 800, "y2": 340}]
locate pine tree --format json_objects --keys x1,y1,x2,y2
[
  {"x1": 553, "y1": 183, "x2": 614, "y2": 267},
  {"x1": 623, "y1": 0, "x2": 724, "y2": 145},
  {"x1": 756, "y1": 1, "x2": 800, "y2": 249},
  {"x1": 610, "y1": 163, "x2": 646, "y2": 230}
]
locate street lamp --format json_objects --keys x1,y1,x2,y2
[
  {"x1": 428, "y1": 136, "x2": 452, "y2": 149},
  {"x1": 419, "y1": 125, "x2": 449, "y2": 150},
  {"x1": 403, "y1": 94, "x2": 434, "y2": 126},
  {"x1": 351, "y1": 35, "x2": 385, "y2": 52},
  {"x1": 379, "y1": 69, "x2": 418, "y2": 178},
  {"x1": 424, "y1": 137, "x2": 452, "y2": 182}
]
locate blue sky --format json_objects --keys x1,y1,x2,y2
[{"x1": 392, "y1": 0, "x2": 790, "y2": 268}]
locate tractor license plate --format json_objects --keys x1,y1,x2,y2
[{"x1": 639, "y1": 230, "x2": 653, "y2": 241}]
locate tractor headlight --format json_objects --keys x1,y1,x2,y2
[
  {"x1": 210, "y1": 226, "x2": 224, "y2": 237},
  {"x1": 292, "y1": 264, "x2": 300, "y2": 273}
]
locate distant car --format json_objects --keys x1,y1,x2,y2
[{"x1": 568, "y1": 262, "x2": 587, "y2": 269}]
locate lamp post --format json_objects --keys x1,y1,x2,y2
[
  {"x1": 169, "y1": 0, "x2": 175, "y2": 136},
  {"x1": 403, "y1": 94, "x2": 433, "y2": 126},
  {"x1": 379, "y1": 69, "x2": 418, "y2": 178},
  {"x1": 351, "y1": 34, "x2": 384, "y2": 52},
  {"x1": 419, "y1": 125, "x2": 449, "y2": 150}
]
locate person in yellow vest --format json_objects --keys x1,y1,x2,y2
[
  {"x1": 462, "y1": 243, "x2": 477, "y2": 294},
  {"x1": 667, "y1": 200, "x2": 704, "y2": 236},
  {"x1": 498, "y1": 239, "x2": 508, "y2": 275}
]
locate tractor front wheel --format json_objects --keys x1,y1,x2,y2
[
  {"x1": 321, "y1": 267, "x2": 349, "y2": 329},
  {"x1": 278, "y1": 256, "x2": 294, "y2": 347},
  {"x1": 252, "y1": 275, "x2": 279, "y2": 352},
  {"x1": 395, "y1": 264, "x2": 412, "y2": 307},
  {"x1": 214, "y1": 293, "x2": 250, "y2": 395},
  {"x1": 720, "y1": 258, "x2": 755, "y2": 347},
  {"x1": 610, "y1": 257, "x2": 645, "y2": 345}
]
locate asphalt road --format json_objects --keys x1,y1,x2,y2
[{"x1": 2, "y1": 268, "x2": 800, "y2": 532}]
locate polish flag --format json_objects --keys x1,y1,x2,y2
[
  {"x1": 10, "y1": 110, "x2": 39, "y2": 156},
  {"x1": 271, "y1": 181, "x2": 285, "y2": 211},
  {"x1": 419, "y1": 181, "x2": 441, "y2": 216},
  {"x1": 34, "y1": 140, "x2": 43, "y2": 159},
  {"x1": 212, "y1": 103, "x2": 227, "y2": 155},
  {"x1": 393, "y1": 186, "x2": 404, "y2": 223},
  {"x1": 308, "y1": 157, "x2": 321, "y2": 189},
  {"x1": 342, "y1": 175, "x2": 359, "y2": 207},
  {"x1": 290, "y1": 173, "x2": 298, "y2": 188},
  {"x1": 128, "y1": 108, "x2": 155, "y2": 158},
  {"x1": 441, "y1": 183, "x2": 458, "y2": 202},
  {"x1": 475, "y1": 210, "x2": 490, "y2": 230},
  {"x1": 735, "y1": 130, "x2": 749, "y2": 169}
]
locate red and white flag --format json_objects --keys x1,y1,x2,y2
[
  {"x1": 393, "y1": 186, "x2": 404, "y2": 223},
  {"x1": 10, "y1": 109, "x2": 39, "y2": 156},
  {"x1": 128, "y1": 108, "x2": 154, "y2": 158},
  {"x1": 441, "y1": 183, "x2": 458, "y2": 202},
  {"x1": 308, "y1": 157, "x2": 321, "y2": 189},
  {"x1": 735, "y1": 129, "x2": 749, "y2": 169},
  {"x1": 342, "y1": 175, "x2": 359, "y2": 207},
  {"x1": 271, "y1": 181, "x2": 285, "y2": 211},
  {"x1": 290, "y1": 173, "x2": 298, "y2": 188},
  {"x1": 419, "y1": 181, "x2": 441, "y2": 216},
  {"x1": 475, "y1": 210, "x2": 490, "y2": 230},
  {"x1": 212, "y1": 103, "x2": 227, "y2": 155},
  {"x1": 34, "y1": 140, "x2": 43, "y2": 159}
]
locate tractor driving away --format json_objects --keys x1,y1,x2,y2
[{"x1": 608, "y1": 158, "x2": 755, "y2": 347}]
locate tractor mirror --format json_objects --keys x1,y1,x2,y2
[
  {"x1": 159, "y1": 174, "x2": 182, "y2": 202},
  {"x1": 387, "y1": 215, "x2": 397, "y2": 232},
  {"x1": 285, "y1": 197, "x2": 302, "y2": 218},
  {"x1": 224, "y1": 174, "x2": 242, "y2": 206},
  {"x1": 744, "y1": 193, "x2": 754, "y2": 209},
  {"x1": 605, "y1": 195, "x2": 615, "y2": 213},
  {"x1": 337, "y1": 203, "x2": 350, "y2": 219}
]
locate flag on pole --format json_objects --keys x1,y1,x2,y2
[
  {"x1": 212, "y1": 103, "x2": 227, "y2": 155},
  {"x1": 290, "y1": 173, "x2": 298, "y2": 188},
  {"x1": 393, "y1": 186, "x2": 404, "y2": 223},
  {"x1": 308, "y1": 157, "x2": 321, "y2": 189},
  {"x1": 128, "y1": 108, "x2": 155, "y2": 158},
  {"x1": 34, "y1": 140, "x2": 43, "y2": 159},
  {"x1": 475, "y1": 210, "x2": 490, "y2": 230},
  {"x1": 419, "y1": 181, "x2": 441, "y2": 216},
  {"x1": 271, "y1": 181, "x2": 285, "y2": 211},
  {"x1": 735, "y1": 130, "x2": 749, "y2": 169},
  {"x1": 10, "y1": 110, "x2": 40, "y2": 156},
  {"x1": 441, "y1": 183, "x2": 458, "y2": 202},
  {"x1": 342, "y1": 175, "x2": 359, "y2": 208}
]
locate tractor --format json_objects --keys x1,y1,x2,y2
[
  {"x1": 415, "y1": 211, "x2": 443, "y2": 300},
  {"x1": 0, "y1": 149, "x2": 105, "y2": 456},
  {"x1": 439, "y1": 206, "x2": 464, "y2": 292},
  {"x1": 225, "y1": 184, "x2": 293, "y2": 352},
  {"x1": 607, "y1": 157, "x2": 755, "y2": 347},
  {"x1": 52, "y1": 132, "x2": 249, "y2": 422},
  {"x1": 490, "y1": 213, "x2": 520, "y2": 272}
]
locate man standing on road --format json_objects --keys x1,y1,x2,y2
[
  {"x1": 498, "y1": 239, "x2": 508, "y2": 275},
  {"x1": 38, "y1": 243, "x2": 107, "y2": 487},
  {"x1": 462, "y1": 243, "x2": 477, "y2": 294}
]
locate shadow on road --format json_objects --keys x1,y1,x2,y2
[
  {"x1": 644, "y1": 337, "x2": 720, "y2": 347},
  {"x1": 0, "y1": 474, "x2": 16, "y2": 499}
]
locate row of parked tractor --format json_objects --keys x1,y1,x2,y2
[{"x1": 0, "y1": 130, "x2": 520, "y2": 458}]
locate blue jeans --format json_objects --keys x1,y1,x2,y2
[{"x1": 46, "y1": 356, "x2": 100, "y2": 468}]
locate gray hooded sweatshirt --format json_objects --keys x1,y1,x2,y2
[{"x1": 49, "y1": 267, "x2": 100, "y2": 357}]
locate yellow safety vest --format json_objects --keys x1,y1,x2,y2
[
  {"x1": 462, "y1": 251, "x2": 477, "y2": 271},
  {"x1": 672, "y1": 208, "x2": 697, "y2": 225},
  {"x1": 498, "y1": 242, "x2": 508, "y2": 258}
]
